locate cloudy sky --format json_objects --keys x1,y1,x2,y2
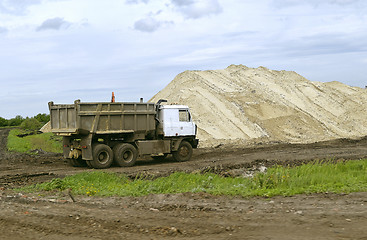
[{"x1": 0, "y1": 0, "x2": 366, "y2": 118}]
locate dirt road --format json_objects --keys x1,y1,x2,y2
[{"x1": 0, "y1": 128, "x2": 367, "y2": 239}]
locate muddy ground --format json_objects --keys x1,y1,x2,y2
[{"x1": 0, "y1": 128, "x2": 367, "y2": 239}]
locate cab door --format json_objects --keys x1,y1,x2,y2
[
  {"x1": 161, "y1": 108, "x2": 196, "y2": 137},
  {"x1": 177, "y1": 109, "x2": 196, "y2": 136}
]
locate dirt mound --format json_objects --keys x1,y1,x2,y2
[{"x1": 151, "y1": 65, "x2": 367, "y2": 147}]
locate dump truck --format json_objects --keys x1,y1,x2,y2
[{"x1": 48, "y1": 99, "x2": 198, "y2": 169}]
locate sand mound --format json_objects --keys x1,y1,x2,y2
[
  {"x1": 150, "y1": 65, "x2": 367, "y2": 147},
  {"x1": 39, "y1": 121, "x2": 51, "y2": 133}
]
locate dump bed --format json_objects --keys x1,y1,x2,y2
[{"x1": 49, "y1": 100, "x2": 156, "y2": 136}]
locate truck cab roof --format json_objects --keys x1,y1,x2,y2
[{"x1": 158, "y1": 105, "x2": 189, "y2": 110}]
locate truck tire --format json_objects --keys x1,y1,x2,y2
[
  {"x1": 85, "y1": 160, "x2": 94, "y2": 168},
  {"x1": 68, "y1": 158, "x2": 87, "y2": 167},
  {"x1": 113, "y1": 143, "x2": 137, "y2": 167},
  {"x1": 90, "y1": 144, "x2": 114, "y2": 169},
  {"x1": 173, "y1": 141, "x2": 192, "y2": 162}
]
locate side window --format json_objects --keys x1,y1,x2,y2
[{"x1": 179, "y1": 110, "x2": 189, "y2": 122}]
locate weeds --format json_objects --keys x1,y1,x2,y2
[{"x1": 21, "y1": 159, "x2": 367, "y2": 198}]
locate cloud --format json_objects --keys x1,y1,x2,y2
[
  {"x1": 0, "y1": 0, "x2": 41, "y2": 15},
  {"x1": 130, "y1": 0, "x2": 223, "y2": 32},
  {"x1": 133, "y1": 16, "x2": 162, "y2": 32},
  {"x1": 36, "y1": 17, "x2": 71, "y2": 31},
  {"x1": 272, "y1": 0, "x2": 363, "y2": 8},
  {"x1": 0, "y1": 26, "x2": 8, "y2": 34},
  {"x1": 125, "y1": 0, "x2": 149, "y2": 4},
  {"x1": 133, "y1": 16, "x2": 173, "y2": 32},
  {"x1": 171, "y1": 0, "x2": 195, "y2": 6},
  {"x1": 328, "y1": 0, "x2": 362, "y2": 5},
  {"x1": 287, "y1": 32, "x2": 367, "y2": 57},
  {"x1": 171, "y1": 0, "x2": 222, "y2": 19}
]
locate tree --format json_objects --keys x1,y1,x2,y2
[
  {"x1": 8, "y1": 115, "x2": 24, "y2": 126},
  {"x1": 0, "y1": 117, "x2": 8, "y2": 127},
  {"x1": 34, "y1": 113, "x2": 50, "y2": 124}
]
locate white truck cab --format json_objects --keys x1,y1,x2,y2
[{"x1": 158, "y1": 105, "x2": 197, "y2": 137}]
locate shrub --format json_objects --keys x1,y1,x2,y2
[{"x1": 20, "y1": 118, "x2": 42, "y2": 131}]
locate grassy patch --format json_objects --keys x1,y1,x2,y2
[
  {"x1": 7, "y1": 129, "x2": 62, "y2": 153},
  {"x1": 22, "y1": 159, "x2": 367, "y2": 197}
]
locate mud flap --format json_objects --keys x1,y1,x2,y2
[
  {"x1": 81, "y1": 135, "x2": 93, "y2": 160},
  {"x1": 62, "y1": 137, "x2": 71, "y2": 159},
  {"x1": 171, "y1": 138, "x2": 183, "y2": 151}
]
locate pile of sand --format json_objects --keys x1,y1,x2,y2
[
  {"x1": 150, "y1": 64, "x2": 367, "y2": 147},
  {"x1": 40, "y1": 121, "x2": 51, "y2": 133}
]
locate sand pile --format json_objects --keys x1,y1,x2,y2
[
  {"x1": 151, "y1": 64, "x2": 367, "y2": 147},
  {"x1": 40, "y1": 121, "x2": 51, "y2": 133}
]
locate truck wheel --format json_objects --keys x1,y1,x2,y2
[
  {"x1": 68, "y1": 158, "x2": 87, "y2": 167},
  {"x1": 173, "y1": 141, "x2": 192, "y2": 162},
  {"x1": 85, "y1": 160, "x2": 94, "y2": 168},
  {"x1": 113, "y1": 143, "x2": 137, "y2": 167},
  {"x1": 91, "y1": 144, "x2": 114, "y2": 169}
]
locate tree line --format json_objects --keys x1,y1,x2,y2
[{"x1": 0, "y1": 113, "x2": 50, "y2": 130}]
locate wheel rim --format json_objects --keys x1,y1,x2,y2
[
  {"x1": 97, "y1": 151, "x2": 109, "y2": 164},
  {"x1": 122, "y1": 150, "x2": 133, "y2": 162},
  {"x1": 179, "y1": 146, "x2": 189, "y2": 157}
]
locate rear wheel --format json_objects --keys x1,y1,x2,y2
[
  {"x1": 85, "y1": 160, "x2": 94, "y2": 168},
  {"x1": 172, "y1": 141, "x2": 192, "y2": 162},
  {"x1": 90, "y1": 144, "x2": 114, "y2": 169},
  {"x1": 113, "y1": 143, "x2": 137, "y2": 167},
  {"x1": 67, "y1": 158, "x2": 87, "y2": 167}
]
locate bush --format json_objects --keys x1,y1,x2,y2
[
  {"x1": 0, "y1": 114, "x2": 49, "y2": 127},
  {"x1": 20, "y1": 118, "x2": 42, "y2": 131}
]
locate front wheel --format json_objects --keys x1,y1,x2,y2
[
  {"x1": 90, "y1": 144, "x2": 114, "y2": 169},
  {"x1": 172, "y1": 141, "x2": 193, "y2": 162},
  {"x1": 113, "y1": 143, "x2": 138, "y2": 167}
]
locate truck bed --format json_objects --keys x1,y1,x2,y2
[{"x1": 49, "y1": 100, "x2": 156, "y2": 136}]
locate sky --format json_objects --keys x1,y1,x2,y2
[{"x1": 0, "y1": 0, "x2": 366, "y2": 119}]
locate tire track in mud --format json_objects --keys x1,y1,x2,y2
[
  {"x1": 0, "y1": 128, "x2": 10, "y2": 159},
  {"x1": 1, "y1": 188, "x2": 367, "y2": 240}
]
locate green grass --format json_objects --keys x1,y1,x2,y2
[
  {"x1": 21, "y1": 159, "x2": 367, "y2": 197},
  {"x1": 7, "y1": 129, "x2": 62, "y2": 153}
]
